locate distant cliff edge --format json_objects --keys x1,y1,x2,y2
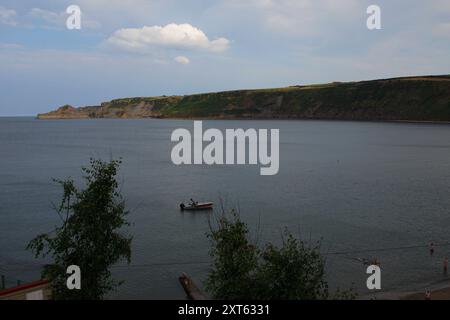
[{"x1": 37, "y1": 75, "x2": 450, "y2": 122}]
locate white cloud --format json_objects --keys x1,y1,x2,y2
[
  {"x1": 106, "y1": 23, "x2": 230, "y2": 53},
  {"x1": 0, "y1": 6, "x2": 17, "y2": 26},
  {"x1": 265, "y1": 0, "x2": 362, "y2": 35},
  {"x1": 174, "y1": 55, "x2": 190, "y2": 65},
  {"x1": 211, "y1": 0, "x2": 362, "y2": 37},
  {"x1": 29, "y1": 8, "x2": 63, "y2": 27}
]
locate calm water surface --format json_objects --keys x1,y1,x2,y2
[{"x1": 1, "y1": 117, "x2": 450, "y2": 299}]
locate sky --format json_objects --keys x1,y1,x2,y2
[{"x1": 0, "y1": 0, "x2": 449, "y2": 116}]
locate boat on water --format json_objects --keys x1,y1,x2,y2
[{"x1": 180, "y1": 199, "x2": 213, "y2": 211}]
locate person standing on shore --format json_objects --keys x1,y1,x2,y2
[
  {"x1": 444, "y1": 257, "x2": 448, "y2": 274},
  {"x1": 425, "y1": 289, "x2": 431, "y2": 300}
]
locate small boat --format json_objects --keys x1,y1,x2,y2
[{"x1": 180, "y1": 201, "x2": 213, "y2": 211}]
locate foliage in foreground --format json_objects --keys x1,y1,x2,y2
[
  {"x1": 206, "y1": 211, "x2": 355, "y2": 300},
  {"x1": 27, "y1": 158, "x2": 132, "y2": 300}
]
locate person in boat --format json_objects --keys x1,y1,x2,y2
[
  {"x1": 190, "y1": 198, "x2": 198, "y2": 206},
  {"x1": 444, "y1": 257, "x2": 448, "y2": 274},
  {"x1": 430, "y1": 242, "x2": 435, "y2": 256}
]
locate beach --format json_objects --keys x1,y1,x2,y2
[{"x1": 402, "y1": 286, "x2": 450, "y2": 300}]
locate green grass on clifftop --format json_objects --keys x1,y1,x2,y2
[{"x1": 37, "y1": 75, "x2": 450, "y2": 122}]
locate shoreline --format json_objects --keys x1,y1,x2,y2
[
  {"x1": 401, "y1": 287, "x2": 450, "y2": 300},
  {"x1": 33, "y1": 116, "x2": 450, "y2": 125},
  {"x1": 361, "y1": 280, "x2": 450, "y2": 300}
]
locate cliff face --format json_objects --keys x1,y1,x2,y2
[{"x1": 37, "y1": 75, "x2": 450, "y2": 121}]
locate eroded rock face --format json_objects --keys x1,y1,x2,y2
[
  {"x1": 37, "y1": 75, "x2": 450, "y2": 122},
  {"x1": 37, "y1": 105, "x2": 89, "y2": 119}
]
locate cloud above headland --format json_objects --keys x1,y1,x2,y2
[
  {"x1": 106, "y1": 23, "x2": 230, "y2": 54},
  {"x1": 174, "y1": 55, "x2": 190, "y2": 64}
]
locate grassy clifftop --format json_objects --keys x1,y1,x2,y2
[{"x1": 37, "y1": 75, "x2": 450, "y2": 122}]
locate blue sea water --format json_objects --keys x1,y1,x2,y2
[{"x1": 1, "y1": 117, "x2": 450, "y2": 299}]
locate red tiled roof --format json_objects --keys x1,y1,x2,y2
[{"x1": 0, "y1": 279, "x2": 50, "y2": 297}]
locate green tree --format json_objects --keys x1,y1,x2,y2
[
  {"x1": 254, "y1": 231, "x2": 328, "y2": 300},
  {"x1": 205, "y1": 210, "x2": 258, "y2": 299},
  {"x1": 206, "y1": 211, "x2": 354, "y2": 300},
  {"x1": 27, "y1": 158, "x2": 132, "y2": 300}
]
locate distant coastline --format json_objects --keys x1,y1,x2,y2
[{"x1": 37, "y1": 75, "x2": 450, "y2": 122}]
